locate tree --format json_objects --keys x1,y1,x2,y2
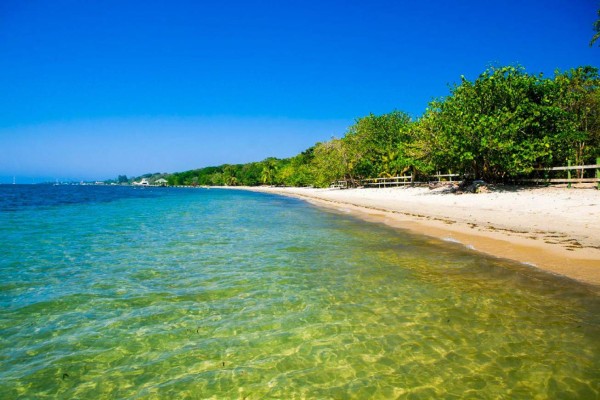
[
  {"x1": 552, "y1": 66, "x2": 600, "y2": 167},
  {"x1": 117, "y1": 175, "x2": 128, "y2": 184},
  {"x1": 275, "y1": 148, "x2": 316, "y2": 187},
  {"x1": 340, "y1": 111, "x2": 415, "y2": 182},
  {"x1": 260, "y1": 158, "x2": 280, "y2": 185},
  {"x1": 591, "y1": 8, "x2": 600, "y2": 47},
  {"x1": 426, "y1": 66, "x2": 560, "y2": 181},
  {"x1": 222, "y1": 164, "x2": 241, "y2": 186},
  {"x1": 311, "y1": 139, "x2": 349, "y2": 187},
  {"x1": 143, "y1": 65, "x2": 600, "y2": 187},
  {"x1": 239, "y1": 162, "x2": 263, "y2": 186},
  {"x1": 407, "y1": 111, "x2": 442, "y2": 177}
]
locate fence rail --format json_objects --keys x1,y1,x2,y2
[
  {"x1": 330, "y1": 159, "x2": 600, "y2": 190},
  {"x1": 362, "y1": 175, "x2": 413, "y2": 187},
  {"x1": 329, "y1": 180, "x2": 348, "y2": 189},
  {"x1": 359, "y1": 173, "x2": 468, "y2": 188},
  {"x1": 528, "y1": 158, "x2": 600, "y2": 189},
  {"x1": 519, "y1": 178, "x2": 599, "y2": 183},
  {"x1": 534, "y1": 164, "x2": 600, "y2": 171}
]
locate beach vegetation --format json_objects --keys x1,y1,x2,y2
[
  {"x1": 311, "y1": 139, "x2": 350, "y2": 187},
  {"x1": 591, "y1": 8, "x2": 600, "y2": 47},
  {"x1": 162, "y1": 65, "x2": 600, "y2": 187},
  {"x1": 551, "y1": 67, "x2": 600, "y2": 170},
  {"x1": 424, "y1": 66, "x2": 561, "y2": 180},
  {"x1": 343, "y1": 111, "x2": 415, "y2": 180}
]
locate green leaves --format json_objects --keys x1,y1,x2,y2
[
  {"x1": 164, "y1": 65, "x2": 599, "y2": 187},
  {"x1": 337, "y1": 111, "x2": 417, "y2": 180},
  {"x1": 590, "y1": 8, "x2": 600, "y2": 47},
  {"x1": 420, "y1": 65, "x2": 599, "y2": 180}
]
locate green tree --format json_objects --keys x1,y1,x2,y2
[
  {"x1": 146, "y1": 65, "x2": 600, "y2": 187},
  {"x1": 591, "y1": 8, "x2": 600, "y2": 47},
  {"x1": 276, "y1": 147, "x2": 316, "y2": 186},
  {"x1": 552, "y1": 66, "x2": 600, "y2": 167},
  {"x1": 404, "y1": 113, "x2": 438, "y2": 177},
  {"x1": 260, "y1": 158, "x2": 280, "y2": 185},
  {"x1": 338, "y1": 111, "x2": 416, "y2": 183},
  {"x1": 426, "y1": 66, "x2": 561, "y2": 181},
  {"x1": 311, "y1": 139, "x2": 349, "y2": 187},
  {"x1": 239, "y1": 162, "x2": 263, "y2": 186}
]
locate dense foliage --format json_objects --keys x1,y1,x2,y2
[
  {"x1": 591, "y1": 8, "x2": 600, "y2": 47},
  {"x1": 161, "y1": 65, "x2": 599, "y2": 187}
]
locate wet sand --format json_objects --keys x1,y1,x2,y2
[{"x1": 234, "y1": 186, "x2": 600, "y2": 287}]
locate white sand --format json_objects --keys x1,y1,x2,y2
[{"x1": 236, "y1": 185, "x2": 600, "y2": 286}]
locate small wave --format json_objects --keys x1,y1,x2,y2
[{"x1": 442, "y1": 237, "x2": 461, "y2": 244}]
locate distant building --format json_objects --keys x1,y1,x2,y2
[{"x1": 155, "y1": 178, "x2": 168, "y2": 186}]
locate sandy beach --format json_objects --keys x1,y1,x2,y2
[{"x1": 236, "y1": 185, "x2": 600, "y2": 287}]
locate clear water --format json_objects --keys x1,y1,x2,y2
[{"x1": 0, "y1": 185, "x2": 599, "y2": 399}]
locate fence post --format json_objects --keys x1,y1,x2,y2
[
  {"x1": 567, "y1": 160, "x2": 572, "y2": 189},
  {"x1": 597, "y1": 157, "x2": 600, "y2": 190}
]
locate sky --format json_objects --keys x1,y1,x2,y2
[{"x1": 0, "y1": 0, "x2": 598, "y2": 182}]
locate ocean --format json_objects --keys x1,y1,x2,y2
[{"x1": 1, "y1": 185, "x2": 598, "y2": 399}]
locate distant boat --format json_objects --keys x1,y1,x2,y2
[{"x1": 133, "y1": 178, "x2": 150, "y2": 186}]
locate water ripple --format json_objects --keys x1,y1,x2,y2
[{"x1": 0, "y1": 187, "x2": 599, "y2": 398}]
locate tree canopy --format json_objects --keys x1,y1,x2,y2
[
  {"x1": 162, "y1": 65, "x2": 599, "y2": 187},
  {"x1": 591, "y1": 8, "x2": 600, "y2": 47}
]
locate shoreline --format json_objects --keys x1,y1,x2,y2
[{"x1": 230, "y1": 186, "x2": 600, "y2": 288}]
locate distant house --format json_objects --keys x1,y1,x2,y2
[{"x1": 155, "y1": 178, "x2": 168, "y2": 187}]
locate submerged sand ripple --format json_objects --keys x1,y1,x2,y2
[{"x1": 237, "y1": 186, "x2": 600, "y2": 286}]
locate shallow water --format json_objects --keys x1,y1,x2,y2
[{"x1": 1, "y1": 186, "x2": 599, "y2": 399}]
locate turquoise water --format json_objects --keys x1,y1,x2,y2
[{"x1": 1, "y1": 186, "x2": 599, "y2": 399}]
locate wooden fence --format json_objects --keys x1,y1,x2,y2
[
  {"x1": 331, "y1": 173, "x2": 465, "y2": 188},
  {"x1": 330, "y1": 158, "x2": 600, "y2": 189},
  {"x1": 329, "y1": 180, "x2": 348, "y2": 189},
  {"x1": 519, "y1": 159, "x2": 600, "y2": 189},
  {"x1": 362, "y1": 175, "x2": 413, "y2": 188},
  {"x1": 360, "y1": 172, "x2": 468, "y2": 188},
  {"x1": 430, "y1": 173, "x2": 462, "y2": 182}
]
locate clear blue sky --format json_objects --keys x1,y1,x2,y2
[{"x1": 0, "y1": 0, "x2": 598, "y2": 182}]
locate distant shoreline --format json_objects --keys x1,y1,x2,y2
[{"x1": 229, "y1": 186, "x2": 600, "y2": 288}]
